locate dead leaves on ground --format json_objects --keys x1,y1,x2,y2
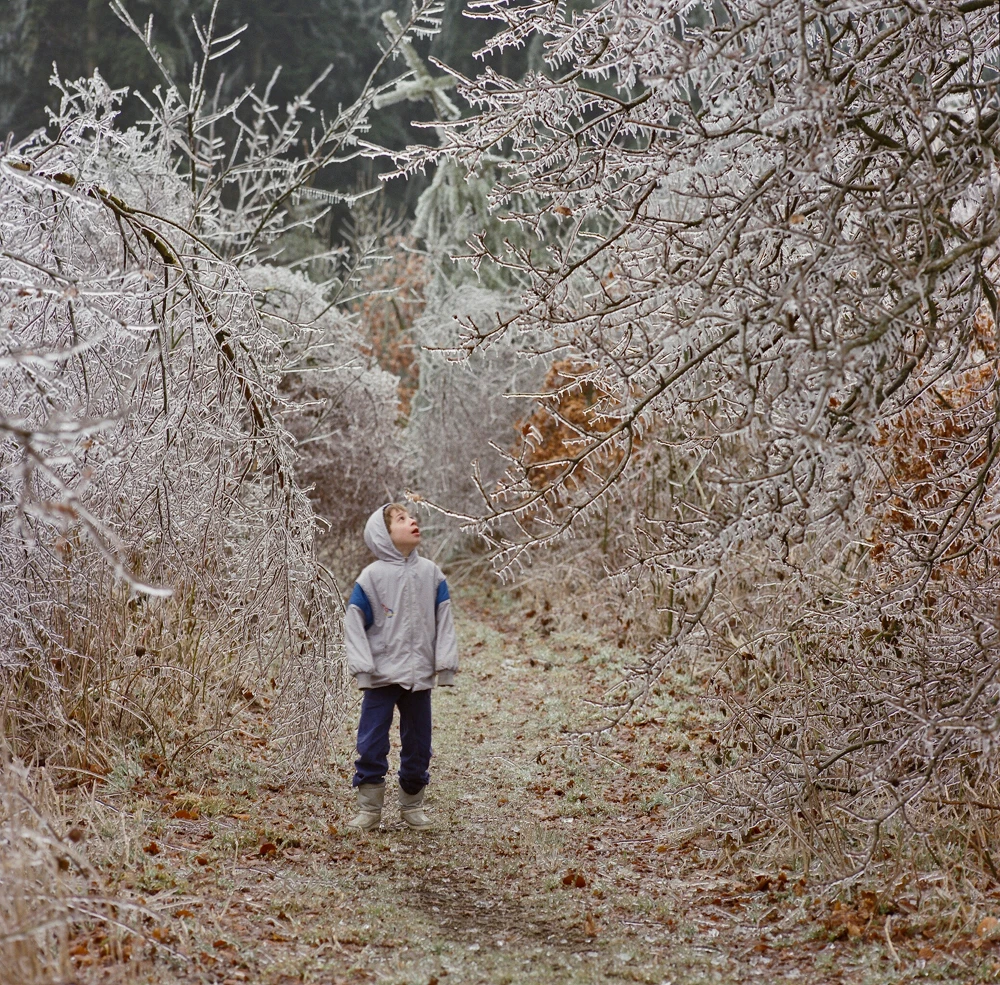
[
  {"x1": 68, "y1": 929, "x2": 134, "y2": 969},
  {"x1": 56, "y1": 591, "x2": 1000, "y2": 985}
]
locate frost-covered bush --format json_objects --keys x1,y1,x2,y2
[
  {"x1": 404, "y1": 123, "x2": 548, "y2": 547},
  {"x1": 409, "y1": 285, "x2": 545, "y2": 528},
  {"x1": 0, "y1": 761, "x2": 98, "y2": 984},
  {"x1": 251, "y1": 263, "x2": 407, "y2": 579},
  {"x1": 0, "y1": 0, "x2": 448, "y2": 766},
  {"x1": 0, "y1": 73, "x2": 339, "y2": 766},
  {"x1": 402, "y1": 0, "x2": 1000, "y2": 880}
]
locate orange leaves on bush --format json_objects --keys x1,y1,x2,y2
[
  {"x1": 518, "y1": 359, "x2": 627, "y2": 493},
  {"x1": 868, "y1": 306, "x2": 1000, "y2": 586}
]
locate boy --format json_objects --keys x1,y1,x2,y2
[{"x1": 344, "y1": 503, "x2": 458, "y2": 831}]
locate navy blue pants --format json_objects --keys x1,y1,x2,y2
[{"x1": 352, "y1": 685, "x2": 432, "y2": 795}]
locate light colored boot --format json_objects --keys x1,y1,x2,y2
[
  {"x1": 346, "y1": 783, "x2": 384, "y2": 832},
  {"x1": 399, "y1": 787, "x2": 433, "y2": 830}
]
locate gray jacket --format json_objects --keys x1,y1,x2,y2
[{"x1": 344, "y1": 506, "x2": 458, "y2": 690}]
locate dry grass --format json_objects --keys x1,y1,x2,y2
[
  {"x1": 0, "y1": 762, "x2": 75, "y2": 985},
  {"x1": 0, "y1": 757, "x2": 154, "y2": 985}
]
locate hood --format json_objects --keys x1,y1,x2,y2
[{"x1": 364, "y1": 504, "x2": 409, "y2": 563}]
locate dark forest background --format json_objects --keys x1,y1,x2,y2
[{"x1": 0, "y1": 0, "x2": 535, "y2": 215}]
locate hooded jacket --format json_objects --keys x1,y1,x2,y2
[{"x1": 344, "y1": 506, "x2": 458, "y2": 691}]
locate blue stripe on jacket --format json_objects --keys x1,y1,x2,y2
[
  {"x1": 349, "y1": 582, "x2": 373, "y2": 629},
  {"x1": 435, "y1": 579, "x2": 450, "y2": 610}
]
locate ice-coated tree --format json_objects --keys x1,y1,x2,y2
[{"x1": 401, "y1": 0, "x2": 1000, "y2": 877}]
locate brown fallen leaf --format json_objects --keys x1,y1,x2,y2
[
  {"x1": 918, "y1": 946, "x2": 935, "y2": 960},
  {"x1": 173, "y1": 808, "x2": 200, "y2": 820},
  {"x1": 213, "y1": 938, "x2": 232, "y2": 949},
  {"x1": 978, "y1": 916, "x2": 1000, "y2": 938},
  {"x1": 174, "y1": 909, "x2": 195, "y2": 919},
  {"x1": 194, "y1": 854, "x2": 209, "y2": 865},
  {"x1": 69, "y1": 942, "x2": 89, "y2": 956},
  {"x1": 67, "y1": 827, "x2": 85, "y2": 843},
  {"x1": 584, "y1": 912, "x2": 598, "y2": 936},
  {"x1": 143, "y1": 842, "x2": 160, "y2": 855},
  {"x1": 259, "y1": 842, "x2": 278, "y2": 857},
  {"x1": 231, "y1": 813, "x2": 252, "y2": 821}
]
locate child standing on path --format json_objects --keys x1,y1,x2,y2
[{"x1": 344, "y1": 503, "x2": 458, "y2": 831}]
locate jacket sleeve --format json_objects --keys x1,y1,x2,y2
[
  {"x1": 345, "y1": 582, "x2": 376, "y2": 689},
  {"x1": 433, "y1": 573, "x2": 458, "y2": 685}
]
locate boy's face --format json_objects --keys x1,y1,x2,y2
[{"x1": 389, "y1": 509, "x2": 421, "y2": 555}]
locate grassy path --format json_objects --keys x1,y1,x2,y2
[{"x1": 68, "y1": 589, "x2": 982, "y2": 984}]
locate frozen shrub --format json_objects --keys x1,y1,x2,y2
[
  {"x1": 0, "y1": 1, "x2": 446, "y2": 767},
  {"x1": 399, "y1": 0, "x2": 1000, "y2": 879},
  {"x1": 251, "y1": 263, "x2": 407, "y2": 580}
]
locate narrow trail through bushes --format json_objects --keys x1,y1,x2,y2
[{"x1": 62, "y1": 589, "x2": 993, "y2": 984}]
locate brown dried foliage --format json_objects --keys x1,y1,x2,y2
[
  {"x1": 868, "y1": 306, "x2": 1000, "y2": 589},
  {"x1": 354, "y1": 236, "x2": 426, "y2": 419},
  {"x1": 518, "y1": 359, "x2": 627, "y2": 493}
]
